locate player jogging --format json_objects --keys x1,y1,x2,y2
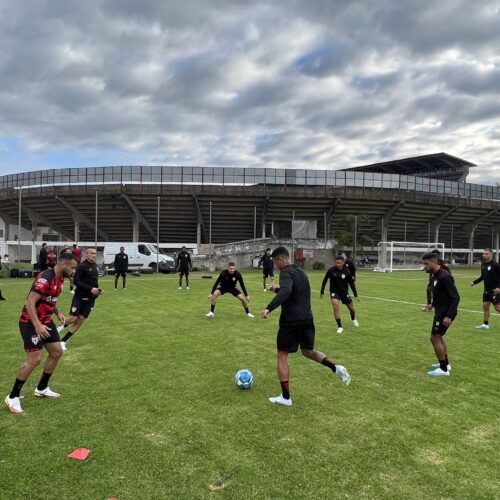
[
  {"x1": 58, "y1": 247, "x2": 104, "y2": 350},
  {"x1": 258, "y1": 248, "x2": 275, "y2": 291},
  {"x1": 206, "y1": 262, "x2": 254, "y2": 318},
  {"x1": 176, "y1": 246, "x2": 192, "y2": 289},
  {"x1": 114, "y1": 246, "x2": 129, "y2": 290},
  {"x1": 342, "y1": 251, "x2": 356, "y2": 281},
  {"x1": 261, "y1": 247, "x2": 351, "y2": 407},
  {"x1": 423, "y1": 249, "x2": 452, "y2": 312},
  {"x1": 470, "y1": 248, "x2": 500, "y2": 330},
  {"x1": 4, "y1": 253, "x2": 78, "y2": 414},
  {"x1": 321, "y1": 256, "x2": 359, "y2": 334},
  {"x1": 422, "y1": 252, "x2": 460, "y2": 377}
]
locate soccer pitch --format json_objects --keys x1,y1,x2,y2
[{"x1": 0, "y1": 269, "x2": 498, "y2": 499}]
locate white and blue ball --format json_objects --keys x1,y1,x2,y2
[{"x1": 235, "y1": 369, "x2": 254, "y2": 389}]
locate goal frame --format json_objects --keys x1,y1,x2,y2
[{"x1": 375, "y1": 241, "x2": 445, "y2": 272}]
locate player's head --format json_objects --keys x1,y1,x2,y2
[
  {"x1": 86, "y1": 247, "x2": 97, "y2": 263},
  {"x1": 335, "y1": 256, "x2": 345, "y2": 269},
  {"x1": 265, "y1": 248, "x2": 271, "y2": 255},
  {"x1": 431, "y1": 249, "x2": 441, "y2": 256},
  {"x1": 271, "y1": 247, "x2": 290, "y2": 269},
  {"x1": 182, "y1": 246, "x2": 187, "y2": 251},
  {"x1": 227, "y1": 261, "x2": 236, "y2": 274},
  {"x1": 422, "y1": 252, "x2": 438, "y2": 273},
  {"x1": 120, "y1": 246, "x2": 125, "y2": 253},
  {"x1": 483, "y1": 248, "x2": 493, "y2": 262},
  {"x1": 73, "y1": 243, "x2": 77, "y2": 248},
  {"x1": 42, "y1": 242, "x2": 47, "y2": 248},
  {"x1": 57, "y1": 253, "x2": 78, "y2": 278}
]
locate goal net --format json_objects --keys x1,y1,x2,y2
[{"x1": 375, "y1": 241, "x2": 445, "y2": 272}]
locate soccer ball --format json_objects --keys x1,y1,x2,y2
[{"x1": 235, "y1": 369, "x2": 254, "y2": 389}]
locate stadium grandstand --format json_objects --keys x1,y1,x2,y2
[{"x1": 0, "y1": 152, "x2": 499, "y2": 267}]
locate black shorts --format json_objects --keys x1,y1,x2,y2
[
  {"x1": 483, "y1": 291, "x2": 500, "y2": 304},
  {"x1": 19, "y1": 321, "x2": 60, "y2": 352},
  {"x1": 115, "y1": 270, "x2": 126, "y2": 278},
  {"x1": 263, "y1": 269, "x2": 274, "y2": 278},
  {"x1": 431, "y1": 311, "x2": 454, "y2": 336},
  {"x1": 330, "y1": 291, "x2": 352, "y2": 305},
  {"x1": 219, "y1": 287, "x2": 242, "y2": 297},
  {"x1": 277, "y1": 323, "x2": 315, "y2": 353},
  {"x1": 179, "y1": 268, "x2": 190, "y2": 277},
  {"x1": 70, "y1": 294, "x2": 96, "y2": 318}
]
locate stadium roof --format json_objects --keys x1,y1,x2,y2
[{"x1": 343, "y1": 152, "x2": 476, "y2": 181}]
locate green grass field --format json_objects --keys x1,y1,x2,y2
[{"x1": 0, "y1": 269, "x2": 499, "y2": 499}]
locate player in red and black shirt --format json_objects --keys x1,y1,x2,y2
[
  {"x1": 206, "y1": 262, "x2": 254, "y2": 318},
  {"x1": 321, "y1": 256, "x2": 359, "y2": 334},
  {"x1": 261, "y1": 247, "x2": 351, "y2": 406},
  {"x1": 5, "y1": 253, "x2": 78, "y2": 414},
  {"x1": 423, "y1": 249, "x2": 452, "y2": 312},
  {"x1": 422, "y1": 253, "x2": 460, "y2": 377},
  {"x1": 470, "y1": 248, "x2": 500, "y2": 330}
]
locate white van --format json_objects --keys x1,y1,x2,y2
[{"x1": 104, "y1": 242, "x2": 175, "y2": 273}]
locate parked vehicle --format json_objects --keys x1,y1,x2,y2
[{"x1": 103, "y1": 243, "x2": 175, "y2": 273}]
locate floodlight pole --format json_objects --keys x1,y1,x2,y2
[
  {"x1": 450, "y1": 224, "x2": 454, "y2": 263},
  {"x1": 323, "y1": 212, "x2": 327, "y2": 249},
  {"x1": 291, "y1": 210, "x2": 295, "y2": 264},
  {"x1": 157, "y1": 197, "x2": 160, "y2": 273},
  {"x1": 403, "y1": 220, "x2": 407, "y2": 265},
  {"x1": 18, "y1": 188, "x2": 21, "y2": 267},
  {"x1": 253, "y1": 206, "x2": 257, "y2": 268},
  {"x1": 353, "y1": 215, "x2": 357, "y2": 262},
  {"x1": 209, "y1": 201, "x2": 212, "y2": 271},
  {"x1": 95, "y1": 191, "x2": 98, "y2": 249}
]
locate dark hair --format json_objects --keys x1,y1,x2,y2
[
  {"x1": 228, "y1": 261, "x2": 236, "y2": 267},
  {"x1": 422, "y1": 252, "x2": 437, "y2": 261},
  {"x1": 73, "y1": 243, "x2": 77, "y2": 248},
  {"x1": 484, "y1": 248, "x2": 493, "y2": 253},
  {"x1": 271, "y1": 247, "x2": 289, "y2": 259},
  {"x1": 42, "y1": 242, "x2": 47, "y2": 247},
  {"x1": 335, "y1": 255, "x2": 345, "y2": 261},
  {"x1": 59, "y1": 253, "x2": 77, "y2": 263},
  {"x1": 265, "y1": 248, "x2": 271, "y2": 252},
  {"x1": 431, "y1": 249, "x2": 440, "y2": 255}
]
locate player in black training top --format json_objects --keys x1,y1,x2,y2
[
  {"x1": 321, "y1": 256, "x2": 359, "y2": 334},
  {"x1": 176, "y1": 246, "x2": 192, "y2": 290},
  {"x1": 206, "y1": 262, "x2": 254, "y2": 318},
  {"x1": 258, "y1": 248, "x2": 275, "y2": 291},
  {"x1": 342, "y1": 252, "x2": 356, "y2": 280},
  {"x1": 470, "y1": 248, "x2": 500, "y2": 331},
  {"x1": 423, "y1": 249, "x2": 452, "y2": 312},
  {"x1": 422, "y1": 253, "x2": 460, "y2": 377},
  {"x1": 261, "y1": 247, "x2": 351, "y2": 407},
  {"x1": 114, "y1": 246, "x2": 129, "y2": 290},
  {"x1": 58, "y1": 247, "x2": 104, "y2": 350}
]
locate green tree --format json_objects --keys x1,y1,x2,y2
[{"x1": 335, "y1": 215, "x2": 374, "y2": 255}]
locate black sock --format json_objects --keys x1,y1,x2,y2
[
  {"x1": 280, "y1": 380, "x2": 290, "y2": 399},
  {"x1": 70, "y1": 285, "x2": 73, "y2": 291},
  {"x1": 350, "y1": 311, "x2": 355, "y2": 320},
  {"x1": 484, "y1": 320, "x2": 489, "y2": 325},
  {"x1": 9, "y1": 378, "x2": 26, "y2": 398},
  {"x1": 321, "y1": 357, "x2": 337, "y2": 373},
  {"x1": 444, "y1": 356, "x2": 449, "y2": 366},
  {"x1": 62, "y1": 331, "x2": 74, "y2": 343},
  {"x1": 263, "y1": 280, "x2": 266, "y2": 289},
  {"x1": 210, "y1": 304, "x2": 215, "y2": 312},
  {"x1": 123, "y1": 279, "x2": 126, "y2": 288},
  {"x1": 244, "y1": 307, "x2": 249, "y2": 314},
  {"x1": 336, "y1": 318, "x2": 342, "y2": 327},
  {"x1": 439, "y1": 360, "x2": 448, "y2": 372},
  {"x1": 186, "y1": 279, "x2": 189, "y2": 287},
  {"x1": 37, "y1": 372, "x2": 52, "y2": 391},
  {"x1": 114, "y1": 279, "x2": 118, "y2": 288}
]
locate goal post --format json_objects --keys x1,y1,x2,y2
[{"x1": 375, "y1": 241, "x2": 445, "y2": 272}]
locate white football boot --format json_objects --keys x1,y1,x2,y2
[
  {"x1": 268, "y1": 395, "x2": 292, "y2": 407},
  {"x1": 206, "y1": 311, "x2": 215, "y2": 318},
  {"x1": 337, "y1": 327, "x2": 344, "y2": 334},
  {"x1": 34, "y1": 387, "x2": 61, "y2": 398},
  {"x1": 432, "y1": 363, "x2": 451, "y2": 372},
  {"x1": 475, "y1": 323, "x2": 489, "y2": 330},
  {"x1": 335, "y1": 365, "x2": 351, "y2": 385},
  {"x1": 352, "y1": 319, "x2": 359, "y2": 327},
  {"x1": 427, "y1": 368, "x2": 450, "y2": 377},
  {"x1": 246, "y1": 312, "x2": 255, "y2": 318},
  {"x1": 4, "y1": 395, "x2": 23, "y2": 414},
  {"x1": 60, "y1": 341, "x2": 67, "y2": 351}
]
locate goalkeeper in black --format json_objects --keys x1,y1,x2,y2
[
  {"x1": 206, "y1": 262, "x2": 253, "y2": 318},
  {"x1": 321, "y1": 256, "x2": 359, "y2": 334},
  {"x1": 176, "y1": 246, "x2": 192, "y2": 289}
]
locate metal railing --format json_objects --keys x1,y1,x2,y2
[{"x1": 1, "y1": 165, "x2": 499, "y2": 201}]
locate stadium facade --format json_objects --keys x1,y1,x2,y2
[{"x1": 0, "y1": 153, "x2": 499, "y2": 265}]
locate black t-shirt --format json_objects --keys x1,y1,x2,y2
[
  {"x1": 259, "y1": 254, "x2": 274, "y2": 271},
  {"x1": 176, "y1": 251, "x2": 192, "y2": 270},
  {"x1": 114, "y1": 252, "x2": 129, "y2": 271},
  {"x1": 267, "y1": 264, "x2": 314, "y2": 325},
  {"x1": 473, "y1": 260, "x2": 500, "y2": 292},
  {"x1": 74, "y1": 260, "x2": 99, "y2": 297},
  {"x1": 212, "y1": 270, "x2": 248, "y2": 295},
  {"x1": 431, "y1": 268, "x2": 460, "y2": 317},
  {"x1": 344, "y1": 259, "x2": 356, "y2": 278},
  {"x1": 321, "y1": 267, "x2": 357, "y2": 296}
]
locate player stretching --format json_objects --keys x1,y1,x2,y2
[
  {"x1": 258, "y1": 248, "x2": 275, "y2": 291},
  {"x1": 4, "y1": 253, "x2": 77, "y2": 414},
  {"x1": 206, "y1": 262, "x2": 254, "y2": 318},
  {"x1": 422, "y1": 253, "x2": 460, "y2": 377},
  {"x1": 470, "y1": 248, "x2": 500, "y2": 330},
  {"x1": 58, "y1": 248, "x2": 104, "y2": 350},
  {"x1": 423, "y1": 249, "x2": 452, "y2": 312},
  {"x1": 261, "y1": 247, "x2": 350, "y2": 406},
  {"x1": 320, "y1": 256, "x2": 359, "y2": 334},
  {"x1": 176, "y1": 246, "x2": 192, "y2": 289}
]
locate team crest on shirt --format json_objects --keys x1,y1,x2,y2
[
  {"x1": 435, "y1": 321, "x2": 440, "y2": 326},
  {"x1": 233, "y1": 277, "x2": 236, "y2": 281},
  {"x1": 487, "y1": 266, "x2": 491, "y2": 271},
  {"x1": 433, "y1": 280, "x2": 438, "y2": 287},
  {"x1": 72, "y1": 306, "x2": 77, "y2": 313},
  {"x1": 341, "y1": 274, "x2": 346, "y2": 279},
  {"x1": 31, "y1": 335, "x2": 40, "y2": 345},
  {"x1": 36, "y1": 278, "x2": 48, "y2": 286}
]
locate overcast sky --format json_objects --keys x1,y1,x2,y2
[{"x1": 0, "y1": 0, "x2": 499, "y2": 184}]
